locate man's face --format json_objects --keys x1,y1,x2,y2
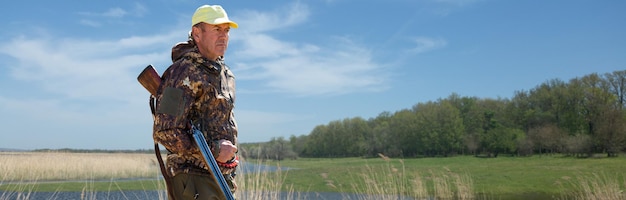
[{"x1": 193, "y1": 23, "x2": 231, "y2": 60}]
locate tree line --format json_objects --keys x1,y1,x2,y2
[{"x1": 241, "y1": 70, "x2": 626, "y2": 160}]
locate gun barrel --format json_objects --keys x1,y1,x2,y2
[{"x1": 191, "y1": 124, "x2": 235, "y2": 200}]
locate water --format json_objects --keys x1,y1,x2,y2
[
  {"x1": 1, "y1": 190, "x2": 162, "y2": 200},
  {"x1": 239, "y1": 162, "x2": 292, "y2": 173}
]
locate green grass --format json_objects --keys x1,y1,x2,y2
[
  {"x1": 261, "y1": 155, "x2": 626, "y2": 198},
  {"x1": 2, "y1": 154, "x2": 625, "y2": 199},
  {"x1": 0, "y1": 179, "x2": 163, "y2": 192}
]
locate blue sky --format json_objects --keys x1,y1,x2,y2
[{"x1": 1, "y1": 0, "x2": 624, "y2": 150}]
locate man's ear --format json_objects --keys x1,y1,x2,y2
[{"x1": 191, "y1": 26, "x2": 200, "y2": 41}]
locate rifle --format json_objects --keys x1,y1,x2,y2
[{"x1": 137, "y1": 65, "x2": 235, "y2": 200}]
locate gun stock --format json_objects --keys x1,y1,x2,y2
[{"x1": 137, "y1": 65, "x2": 161, "y2": 96}]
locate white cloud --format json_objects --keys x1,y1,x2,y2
[
  {"x1": 132, "y1": 3, "x2": 148, "y2": 17},
  {"x1": 79, "y1": 8, "x2": 124, "y2": 18},
  {"x1": 77, "y1": 3, "x2": 148, "y2": 27},
  {"x1": 241, "y1": 42, "x2": 387, "y2": 96},
  {"x1": 0, "y1": 30, "x2": 183, "y2": 101},
  {"x1": 230, "y1": 2, "x2": 389, "y2": 96},
  {"x1": 234, "y1": 2, "x2": 310, "y2": 33},
  {"x1": 410, "y1": 36, "x2": 447, "y2": 54},
  {"x1": 0, "y1": 29, "x2": 183, "y2": 149},
  {"x1": 234, "y1": 34, "x2": 304, "y2": 59},
  {"x1": 79, "y1": 3, "x2": 147, "y2": 18},
  {"x1": 103, "y1": 8, "x2": 128, "y2": 18},
  {"x1": 79, "y1": 19, "x2": 101, "y2": 27}
]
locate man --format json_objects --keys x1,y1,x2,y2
[{"x1": 153, "y1": 5, "x2": 239, "y2": 200}]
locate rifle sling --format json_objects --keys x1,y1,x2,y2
[{"x1": 151, "y1": 96, "x2": 178, "y2": 200}]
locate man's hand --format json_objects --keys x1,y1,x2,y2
[{"x1": 216, "y1": 139, "x2": 237, "y2": 163}]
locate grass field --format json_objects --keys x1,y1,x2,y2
[
  {"x1": 269, "y1": 155, "x2": 626, "y2": 199},
  {"x1": 1, "y1": 152, "x2": 625, "y2": 199}
]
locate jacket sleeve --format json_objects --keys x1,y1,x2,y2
[{"x1": 152, "y1": 64, "x2": 200, "y2": 157}]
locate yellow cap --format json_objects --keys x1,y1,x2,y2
[{"x1": 191, "y1": 5, "x2": 238, "y2": 28}]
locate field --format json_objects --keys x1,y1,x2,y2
[
  {"x1": 0, "y1": 152, "x2": 159, "y2": 182},
  {"x1": 271, "y1": 155, "x2": 626, "y2": 199},
  {"x1": 1, "y1": 152, "x2": 625, "y2": 200}
]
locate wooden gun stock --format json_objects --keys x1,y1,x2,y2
[{"x1": 137, "y1": 65, "x2": 161, "y2": 96}]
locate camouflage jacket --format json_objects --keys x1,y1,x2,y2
[{"x1": 153, "y1": 40, "x2": 238, "y2": 176}]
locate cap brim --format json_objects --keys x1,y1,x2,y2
[{"x1": 211, "y1": 18, "x2": 238, "y2": 28}]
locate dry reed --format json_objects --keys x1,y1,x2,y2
[
  {"x1": 0, "y1": 152, "x2": 160, "y2": 181},
  {"x1": 346, "y1": 154, "x2": 475, "y2": 200},
  {"x1": 234, "y1": 157, "x2": 297, "y2": 200},
  {"x1": 557, "y1": 172, "x2": 626, "y2": 200}
]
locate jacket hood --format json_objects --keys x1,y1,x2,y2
[{"x1": 171, "y1": 40, "x2": 197, "y2": 62}]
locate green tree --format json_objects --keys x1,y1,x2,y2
[
  {"x1": 575, "y1": 74, "x2": 618, "y2": 154},
  {"x1": 301, "y1": 125, "x2": 329, "y2": 157},
  {"x1": 605, "y1": 70, "x2": 626, "y2": 109},
  {"x1": 389, "y1": 109, "x2": 421, "y2": 157},
  {"x1": 289, "y1": 134, "x2": 307, "y2": 158},
  {"x1": 481, "y1": 127, "x2": 525, "y2": 157},
  {"x1": 291, "y1": 69, "x2": 626, "y2": 158},
  {"x1": 446, "y1": 94, "x2": 485, "y2": 155},
  {"x1": 346, "y1": 117, "x2": 370, "y2": 156},
  {"x1": 263, "y1": 137, "x2": 296, "y2": 160},
  {"x1": 527, "y1": 124, "x2": 566, "y2": 154},
  {"x1": 595, "y1": 107, "x2": 626, "y2": 157},
  {"x1": 475, "y1": 98, "x2": 509, "y2": 156},
  {"x1": 414, "y1": 100, "x2": 465, "y2": 156},
  {"x1": 367, "y1": 112, "x2": 393, "y2": 157}
]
